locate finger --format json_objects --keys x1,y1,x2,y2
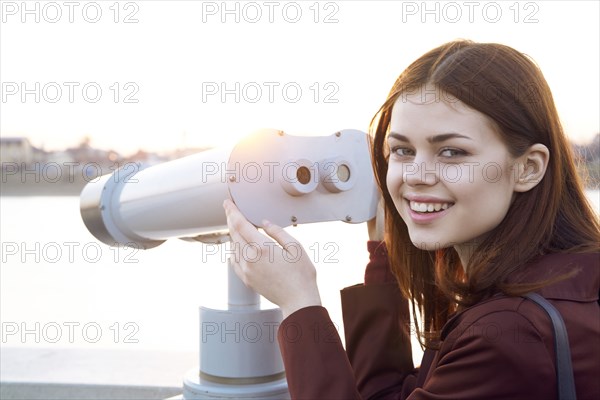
[
  {"x1": 224, "y1": 201, "x2": 273, "y2": 264},
  {"x1": 225, "y1": 213, "x2": 248, "y2": 249},
  {"x1": 224, "y1": 200, "x2": 272, "y2": 245},
  {"x1": 224, "y1": 202, "x2": 249, "y2": 263},
  {"x1": 261, "y1": 220, "x2": 301, "y2": 249},
  {"x1": 224, "y1": 200, "x2": 251, "y2": 242},
  {"x1": 226, "y1": 214, "x2": 248, "y2": 245},
  {"x1": 230, "y1": 256, "x2": 245, "y2": 280}
]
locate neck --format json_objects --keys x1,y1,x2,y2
[{"x1": 454, "y1": 242, "x2": 478, "y2": 274}]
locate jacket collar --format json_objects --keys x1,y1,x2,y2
[
  {"x1": 440, "y1": 252, "x2": 599, "y2": 340},
  {"x1": 507, "y1": 252, "x2": 599, "y2": 302}
]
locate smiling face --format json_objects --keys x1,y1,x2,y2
[{"x1": 386, "y1": 90, "x2": 520, "y2": 262}]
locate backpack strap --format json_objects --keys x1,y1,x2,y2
[{"x1": 523, "y1": 292, "x2": 577, "y2": 400}]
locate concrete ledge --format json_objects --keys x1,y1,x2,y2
[
  {"x1": 0, "y1": 382, "x2": 182, "y2": 400},
  {"x1": 1, "y1": 347, "x2": 196, "y2": 400}
]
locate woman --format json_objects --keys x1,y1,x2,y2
[{"x1": 223, "y1": 40, "x2": 600, "y2": 399}]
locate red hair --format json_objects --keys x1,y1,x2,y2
[{"x1": 370, "y1": 40, "x2": 600, "y2": 348}]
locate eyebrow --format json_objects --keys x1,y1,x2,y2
[{"x1": 388, "y1": 132, "x2": 472, "y2": 144}]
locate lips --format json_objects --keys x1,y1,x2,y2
[{"x1": 402, "y1": 195, "x2": 455, "y2": 223}]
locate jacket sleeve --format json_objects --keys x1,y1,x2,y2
[
  {"x1": 277, "y1": 242, "x2": 417, "y2": 399},
  {"x1": 278, "y1": 306, "x2": 362, "y2": 399}
]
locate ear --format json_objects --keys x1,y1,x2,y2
[{"x1": 514, "y1": 143, "x2": 550, "y2": 193}]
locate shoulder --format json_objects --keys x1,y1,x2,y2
[
  {"x1": 442, "y1": 251, "x2": 600, "y2": 345},
  {"x1": 511, "y1": 252, "x2": 599, "y2": 302},
  {"x1": 424, "y1": 297, "x2": 558, "y2": 398},
  {"x1": 441, "y1": 295, "x2": 552, "y2": 351}
]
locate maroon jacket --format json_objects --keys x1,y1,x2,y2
[{"x1": 277, "y1": 244, "x2": 599, "y2": 399}]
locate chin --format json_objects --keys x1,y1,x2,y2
[{"x1": 409, "y1": 239, "x2": 449, "y2": 251}]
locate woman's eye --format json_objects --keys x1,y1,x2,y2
[
  {"x1": 392, "y1": 147, "x2": 415, "y2": 157},
  {"x1": 439, "y1": 148, "x2": 466, "y2": 157}
]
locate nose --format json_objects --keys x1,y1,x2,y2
[{"x1": 402, "y1": 161, "x2": 439, "y2": 186}]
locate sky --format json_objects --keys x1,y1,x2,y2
[{"x1": 1, "y1": 0, "x2": 599, "y2": 156}]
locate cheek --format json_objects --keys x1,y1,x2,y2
[
  {"x1": 386, "y1": 163, "x2": 404, "y2": 193},
  {"x1": 448, "y1": 162, "x2": 514, "y2": 191},
  {"x1": 439, "y1": 164, "x2": 465, "y2": 183},
  {"x1": 451, "y1": 166, "x2": 515, "y2": 216}
]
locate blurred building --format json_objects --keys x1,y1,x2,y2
[{"x1": 0, "y1": 137, "x2": 34, "y2": 164}]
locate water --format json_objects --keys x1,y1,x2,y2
[
  {"x1": 1, "y1": 191, "x2": 598, "y2": 362},
  {"x1": 0, "y1": 196, "x2": 368, "y2": 353}
]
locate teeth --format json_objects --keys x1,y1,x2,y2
[{"x1": 410, "y1": 201, "x2": 452, "y2": 213}]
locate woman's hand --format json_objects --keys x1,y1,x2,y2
[
  {"x1": 367, "y1": 198, "x2": 385, "y2": 241},
  {"x1": 223, "y1": 199, "x2": 322, "y2": 319}
]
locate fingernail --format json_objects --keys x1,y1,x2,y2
[{"x1": 262, "y1": 219, "x2": 272, "y2": 228}]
